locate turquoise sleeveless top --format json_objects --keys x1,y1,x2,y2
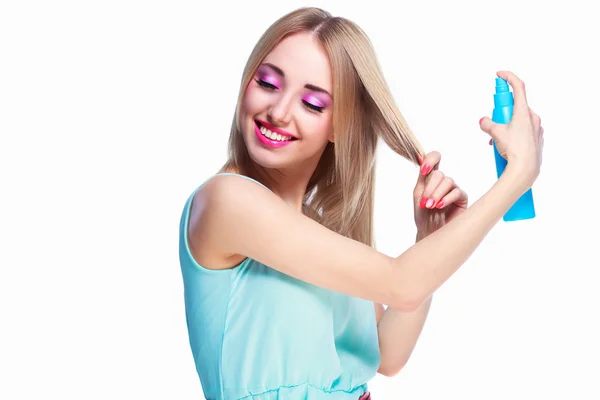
[{"x1": 178, "y1": 173, "x2": 380, "y2": 399}]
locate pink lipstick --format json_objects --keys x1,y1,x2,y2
[{"x1": 254, "y1": 120, "x2": 297, "y2": 148}]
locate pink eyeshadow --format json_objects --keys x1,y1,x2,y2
[
  {"x1": 303, "y1": 94, "x2": 327, "y2": 108},
  {"x1": 260, "y1": 75, "x2": 280, "y2": 87}
]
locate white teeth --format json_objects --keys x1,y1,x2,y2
[{"x1": 259, "y1": 125, "x2": 292, "y2": 142}]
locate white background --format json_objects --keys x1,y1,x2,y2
[{"x1": 1, "y1": 0, "x2": 598, "y2": 399}]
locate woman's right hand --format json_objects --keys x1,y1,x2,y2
[{"x1": 479, "y1": 71, "x2": 545, "y2": 186}]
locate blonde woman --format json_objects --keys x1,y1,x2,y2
[{"x1": 178, "y1": 7, "x2": 544, "y2": 400}]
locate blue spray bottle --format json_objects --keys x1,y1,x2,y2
[{"x1": 491, "y1": 77, "x2": 536, "y2": 221}]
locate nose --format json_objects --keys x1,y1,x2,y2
[{"x1": 267, "y1": 94, "x2": 292, "y2": 126}]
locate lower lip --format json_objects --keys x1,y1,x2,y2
[{"x1": 254, "y1": 122, "x2": 295, "y2": 148}]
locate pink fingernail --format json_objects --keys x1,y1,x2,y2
[
  {"x1": 421, "y1": 164, "x2": 431, "y2": 175},
  {"x1": 435, "y1": 200, "x2": 445, "y2": 208},
  {"x1": 426, "y1": 198, "x2": 434, "y2": 208}
]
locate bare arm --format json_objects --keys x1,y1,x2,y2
[
  {"x1": 377, "y1": 297, "x2": 432, "y2": 376},
  {"x1": 371, "y1": 71, "x2": 543, "y2": 374},
  {"x1": 191, "y1": 174, "x2": 398, "y2": 306},
  {"x1": 387, "y1": 163, "x2": 531, "y2": 310},
  {"x1": 190, "y1": 164, "x2": 531, "y2": 312},
  {"x1": 375, "y1": 232, "x2": 432, "y2": 377}
]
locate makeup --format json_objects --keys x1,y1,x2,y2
[
  {"x1": 256, "y1": 65, "x2": 281, "y2": 89},
  {"x1": 302, "y1": 94, "x2": 327, "y2": 112},
  {"x1": 257, "y1": 74, "x2": 280, "y2": 90},
  {"x1": 254, "y1": 119, "x2": 297, "y2": 148}
]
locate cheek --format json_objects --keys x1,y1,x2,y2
[
  {"x1": 242, "y1": 86, "x2": 261, "y2": 115},
  {"x1": 300, "y1": 113, "x2": 333, "y2": 141},
  {"x1": 242, "y1": 82, "x2": 274, "y2": 115}
]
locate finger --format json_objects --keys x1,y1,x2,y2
[
  {"x1": 436, "y1": 187, "x2": 468, "y2": 209},
  {"x1": 479, "y1": 116, "x2": 503, "y2": 142},
  {"x1": 497, "y1": 70, "x2": 528, "y2": 108},
  {"x1": 420, "y1": 170, "x2": 445, "y2": 208},
  {"x1": 414, "y1": 150, "x2": 440, "y2": 196},
  {"x1": 420, "y1": 151, "x2": 441, "y2": 176},
  {"x1": 428, "y1": 176, "x2": 456, "y2": 209}
]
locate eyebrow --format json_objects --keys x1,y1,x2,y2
[{"x1": 262, "y1": 62, "x2": 332, "y2": 98}]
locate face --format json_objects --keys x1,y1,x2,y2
[{"x1": 240, "y1": 32, "x2": 334, "y2": 171}]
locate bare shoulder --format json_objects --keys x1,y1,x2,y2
[
  {"x1": 187, "y1": 174, "x2": 267, "y2": 270},
  {"x1": 188, "y1": 173, "x2": 398, "y2": 307}
]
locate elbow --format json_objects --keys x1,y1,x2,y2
[
  {"x1": 394, "y1": 298, "x2": 420, "y2": 313},
  {"x1": 377, "y1": 360, "x2": 407, "y2": 377},
  {"x1": 389, "y1": 287, "x2": 424, "y2": 313},
  {"x1": 386, "y1": 258, "x2": 426, "y2": 312}
]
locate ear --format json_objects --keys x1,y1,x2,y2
[{"x1": 328, "y1": 131, "x2": 334, "y2": 143}]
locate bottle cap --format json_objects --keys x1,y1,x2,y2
[
  {"x1": 495, "y1": 77, "x2": 509, "y2": 94},
  {"x1": 494, "y1": 77, "x2": 513, "y2": 107}
]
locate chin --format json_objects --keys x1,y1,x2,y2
[
  {"x1": 240, "y1": 118, "x2": 328, "y2": 172},
  {"x1": 245, "y1": 141, "x2": 297, "y2": 170},
  {"x1": 241, "y1": 123, "x2": 294, "y2": 170}
]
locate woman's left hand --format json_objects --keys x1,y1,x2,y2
[{"x1": 413, "y1": 151, "x2": 468, "y2": 238}]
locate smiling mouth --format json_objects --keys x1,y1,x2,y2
[{"x1": 255, "y1": 120, "x2": 297, "y2": 142}]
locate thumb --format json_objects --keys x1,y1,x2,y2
[{"x1": 479, "y1": 116, "x2": 503, "y2": 142}]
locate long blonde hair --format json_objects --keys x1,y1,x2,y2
[{"x1": 220, "y1": 7, "x2": 424, "y2": 247}]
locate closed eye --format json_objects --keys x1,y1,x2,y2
[
  {"x1": 255, "y1": 79, "x2": 277, "y2": 90},
  {"x1": 303, "y1": 100, "x2": 324, "y2": 113}
]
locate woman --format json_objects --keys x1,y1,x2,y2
[{"x1": 178, "y1": 7, "x2": 544, "y2": 400}]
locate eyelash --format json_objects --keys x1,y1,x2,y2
[
  {"x1": 255, "y1": 78, "x2": 277, "y2": 91},
  {"x1": 302, "y1": 100, "x2": 324, "y2": 113},
  {"x1": 255, "y1": 78, "x2": 325, "y2": 113}
]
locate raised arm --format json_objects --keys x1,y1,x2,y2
[
  {"x1": 190, "y1": 173, "x2": 399, "y2": 307},
  {"x1": 190, "y1": 70, "x2": 543, "y2": 312}
]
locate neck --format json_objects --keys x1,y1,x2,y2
[
  {"x1": 222, "y1": 144, "x2": 331, "y2": 213},
  {"x1": 254, "y1": 164, "x2": 316, "y2": 212},
  {"x1": 223, "y1": 162, "x2": 318, "y2": 213}
]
